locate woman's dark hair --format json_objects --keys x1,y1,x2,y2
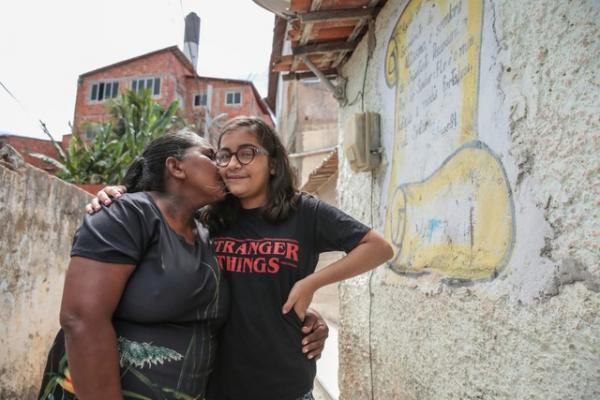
[
  {"x1": 201, "y1": 116, "x2": 299, "y2": 234},
  {"x1": 123, "y1": 128, "x2": 209, "y2": 193}
]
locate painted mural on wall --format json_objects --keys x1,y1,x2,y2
[{"x1": 382, "y1": 0, "x2": 515, "y2": 280}]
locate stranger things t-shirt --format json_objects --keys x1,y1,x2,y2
[{"x1": 208, "y1": 194, "x2": 371, "y2": 400}]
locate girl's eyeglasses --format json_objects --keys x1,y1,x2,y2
[{"x1": 215, "y1": 145, "x2": 269, "y2": 167}]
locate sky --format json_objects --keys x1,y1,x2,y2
[{"x1": 0, "y1": 0, "x2": 275, "y2": 140}]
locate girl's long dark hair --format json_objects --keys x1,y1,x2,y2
[
  {"x1": 201, "y1": 116, "x2": 299, "y2": 234},
  {"x1": 122, "y1": 128, "x2": 209, "y2": 193}
]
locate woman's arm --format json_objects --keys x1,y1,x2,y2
[
  {"x1": 301, "y1": 309, "x2": 329, "y2": 360},
  {"x1": 60, "y1": 256, "x2": 135, "y2": 399},
  {"x1": 282, "y1": 230, "x2": 393, "y2": 320}
]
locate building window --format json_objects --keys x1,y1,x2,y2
[
  {"x1": 176, "y1": 92, "x2": 185, "y2": 111},
  {"x1": 90, "y1": 81, "x2": 119, "y2": 102},
  {"x1": 225, "y1": 91, "x2": 242, "y2": 105},
  {"x1": 85, "y1": 124, "x2": 103, "y2": 140},
  {"x1": 131, "y1": 77, "x2": 161, "y2": 96},
  {"x1": 194, "y1": 93, "x2": 208, "y2": 107}
]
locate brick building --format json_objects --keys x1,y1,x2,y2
[
  {"x1": 3, "y1": 44, "x2": 273, "y2": 176},
  {"x1": 0, "y1": 134, "x2": 59, "y2": 173},
  {"x1": 2, "y1": 10, "x2": 274, "y2": 181},
  {"x1": 74, "y1": 45, "x2": 273, "y2": 144},
  {"x1": 3, "y1": 12, "x2": 273, "y2": 172}
]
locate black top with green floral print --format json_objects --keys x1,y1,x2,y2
[{"x1": 39, "y1": 192, "x2": 229, "y2": 400}]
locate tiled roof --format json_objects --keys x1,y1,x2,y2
[{"x1": 79, "y1": 46, "x2": 196, "y2": 78}]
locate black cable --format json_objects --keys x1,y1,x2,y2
[
  {"x1": 360, "y1": 56, "x2": 369, "y2": 112},
  {"x1": 0, "y1": 79, "x2": 27, "y2": 113},
  {"x1": 360, "y1": 28, "x2": 376, "y2": 399},
  {"x1": 0, "y1": 78, "x2": 55, "y2": 139},
  {"x1": 345, "y1": 42, "x2": 371, "y2": 108},
  {"x1": 368, "y1": 171, "x2": 376, "y2": 400}
]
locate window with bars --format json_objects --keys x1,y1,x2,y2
[
  {"x1": 131, "y1": 77, "x2": 161, "y2": 96},
  {"x1": 90, "y1": 81, "x2": 119, "y2": 102},
  {"x1": 194, "y1": 93, "x2": 208, "y2": 107},
  {"x1": 225, "y1": 91, "x2": 242, "y2": 105}
]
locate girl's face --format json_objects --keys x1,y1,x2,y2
[{"x1": 217, "y1": 128, "x2": 272, "y2": 209}]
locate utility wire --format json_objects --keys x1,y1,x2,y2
[
  {"x1": 0, "y1": 78, "x2": 54, "y2": 139},
  {"x1": 0, "y1": 79, "x2": 28, "y2": 114},
  {"x1": 361, "y1": 19, "x2": 377, "y2": 400}
]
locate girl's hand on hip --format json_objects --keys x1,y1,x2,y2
[{"x1": 282, "y1": 277, "x2": 318, "y2": 321}]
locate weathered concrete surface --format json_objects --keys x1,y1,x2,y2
[
  {"x1": 0, "y1": 146, "x2": 91, "y2": 398},
  {"x1": 336, "y1": 0, "x2": 600, "y2": 398}
]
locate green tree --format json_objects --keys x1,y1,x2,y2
[{"x1": 32, "y1": 90, "x2": 183, "y2": 184}]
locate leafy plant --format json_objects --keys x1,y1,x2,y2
[{"x1": 31, "y1": 89, "x2": 184, "y2": 184}]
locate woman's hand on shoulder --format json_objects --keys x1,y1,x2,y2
[{"x1": 85, "y1": 185, "x2": 128, "y2": 214}]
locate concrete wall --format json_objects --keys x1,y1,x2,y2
[
  {"x1": 336, "y1": 0, "x2": 600, "y2": 398},
  {"x1": 0, "y1": 146, "x2": 91, "y2": 398}
]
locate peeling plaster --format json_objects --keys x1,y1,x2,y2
[{"x1": 544, "y1": 258, "x2": 600, "y2": 297}]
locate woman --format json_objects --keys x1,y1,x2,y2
[
  {"x1": 92, "y1": 117, "x2": 393, "y2": 400},
  {"x1": 39, "y1": 130, "x2": 227, "y2": 399},
  {"x1": 40, "y1": 129, "x2": 326, "y2": 400}
]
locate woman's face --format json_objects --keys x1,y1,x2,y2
[
  {"x1": 217, "y1": 128, "x2": 271, "y2": 209},
  {"x1": 179, "y1": 145, "x2": 226, "y2": 203}
]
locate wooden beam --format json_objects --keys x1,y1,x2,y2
[
  {"x1": 292, "y1": 40, "x2": 356, "y2": 56},
  {"x1": 282, "y1": 70, "x2": 338, "y2": 81},
  {"x1": 299, "y1": 23, "x2": 314, "y2": 45},
  {"x1": 299, "y1": 7, "x2": 375, "y2": 23},
  {"x1": 345, "y1": 0, "x2": 382, "y2": 42},
  {"x1": 331, "y1": 51, "x2": 351, "y2": 68},
  {"x1": 318, "y1": 52, "x2": 335, "y2": 69},
  {"x1": 298, "y1": 0, "x2": 322, "y2": 45},
  {"x1": 329, "y1": 1, "x2": 382, "y2": 67},
  {"x1": 288, "y1": 25, "x2": 356, "y2": 42}
]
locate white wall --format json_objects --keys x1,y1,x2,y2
[{"x1": 336, "y1": 0, "x2": 600, "y2": 398}]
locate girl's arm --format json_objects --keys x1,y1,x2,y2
[
  {"x1": 282, "y1": 229, "x2": 393, "y2": 320},
  {"x1": 85, "y1": 185, "x2": 127, "y2": 214},
  {"x1": 60, "y1": 256, "x2": 135, "y2": 399}
]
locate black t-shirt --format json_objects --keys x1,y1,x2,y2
[
  {"x1": 39, "y1": 192, "x2": 229, "y2": 400},
  {"x1": 208, "y1": 194, "x2": 370, "y2": 400}
]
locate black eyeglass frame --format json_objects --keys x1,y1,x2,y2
[{"x1": 215, "y1": 145, "x2": 269, "y2": 167}]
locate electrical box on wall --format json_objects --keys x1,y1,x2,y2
[{"x1": 343, "y1": 112, "x2": 381, "y2": 173}]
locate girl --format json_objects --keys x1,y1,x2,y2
[{"x1": 202, "y1": 117, "x2": 393, "y2": 400}]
